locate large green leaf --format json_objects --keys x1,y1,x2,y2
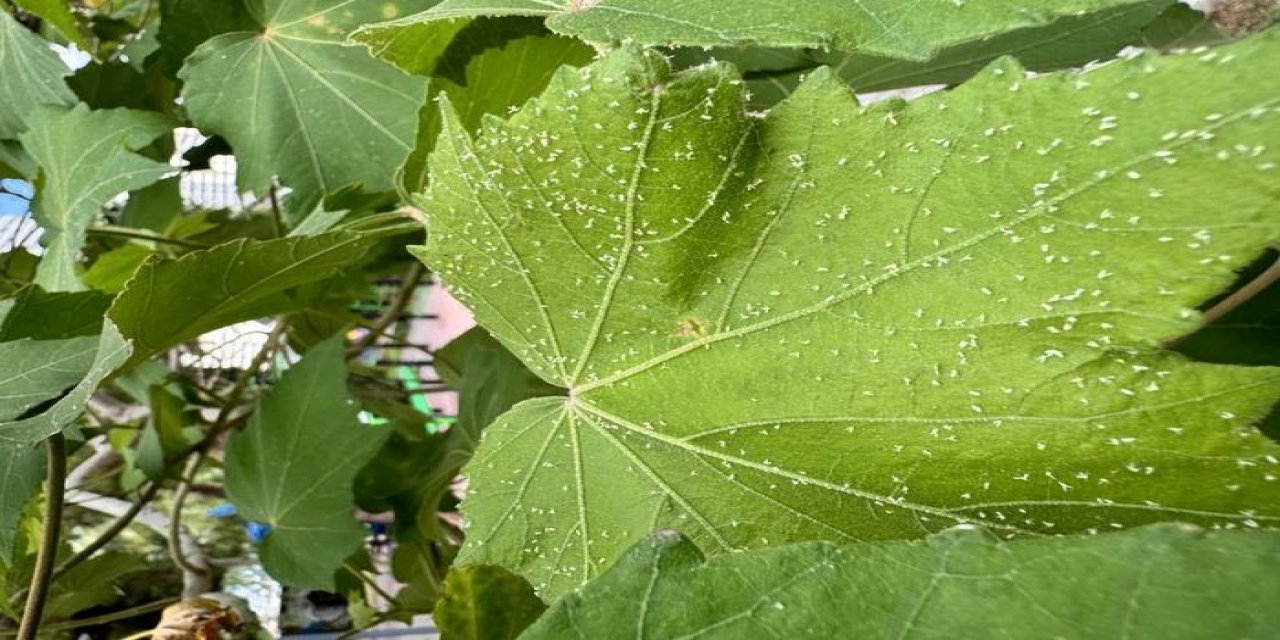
[
  {"x1": 525, "y1": 524, "x2": 1280, "y2": 639},
  {"x1": 156, "y1": 0, "x2": 258, "y2": 76},
  {"x1": 108, "y1": 231, "x2": 382, "y2": 368},
  {"x1": 19, "y1": 105, "x2": 173, "y2": 291},
  {"x1": 179, "y1": 0, "x2": 428, "y2": 215},
  {"x1": 224, "y1": 337, "x2": 389, "y2": 589},
  {"x1": 417, "y1": 37, "x2": 1280, "y2": 597},
  {"x1": 0, "y1": 322, "x2": 131, "y2": 444},
  {"x1": 0, "y1": 336, "x2": 97, "y2": 420},
  {"x1": 0, "y1": 11, "x2": 75, "y2": 140},
  {"x1": 0, "y1": 442, "x2": 42, "y2": 566},
  {"x1": 371, "y1": 0, "x2": 1172, "y2": 59}
]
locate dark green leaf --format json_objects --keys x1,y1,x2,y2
[
  {"x1": 526, "y1": 524, "x2": 1280, "y2": 639},
  {"x1": 108, "y1": 231, "x2": 382, "y2": 368},
  {"x1": 224, "y1": 337, "x2": 389, "y2": 589},
  {"x1": 0, "y1": 287, "x2": 113, "y2": 341},
  {"x1": 156, "y1": 0, "x2": 258, "y2": 77},
  {"x1": 135, "y1": 386, "x2": 190, "y2": 480},
  {"x1": 1139, "y1": 2, "x2": 1235, "y2": 51},
  {"x1": 435, "y1": 565, "x2": 546, "y2": 640}
]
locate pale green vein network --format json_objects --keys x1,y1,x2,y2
[{"x1": 418, "y1": 36, "x2": 1280, "y2": 598}]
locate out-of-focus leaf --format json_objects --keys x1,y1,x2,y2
[
  {"x1": 0, "y1": 442, "x2": 42, "y2": 566},
  {"x1": 224, "y1": 338, "x2": 389, "y2": 589},
  {"x1": 19, "y1": 105, "x2": 172, "y2": 291},
  {"x1": 12, "y1": 0, "x2": 88, "y2": 48},
  {"x1": 0, "y1": 322, "x2": 130, "y2": 444},
  {"x1": 82, "y1": 244, "x2": 155, "y2": 294},
  {"x1": 435, "y1": 565, "x2": 546, "y2": 640},
  {"x1": 1139, "y1": 2, "x2": 1234, "y2": 51},
  {"x1": 43, "y1": 551, "x2": 146, "y2": 620},
  {"x1": 0, "y1": 336, "x2": 97, "y2": 420},
  {"x1": 67, "y1": 60, "x2": 179, "y2": 114},
  {"x1": 136, "y1": 386, "x2": 190, "y2": 480},
  {"x1": 108, "y1": 231, "x2": 382, "y2": 367},
  {"x1": 0, "y1": 11, "x2": 76, "y2": 140},
  {"x1": 0, "y1": 287, "x2": 112, "y2": 341},
  {"x1": 526, "y1": 525, "x2": 1280, "y2": 639},
  {"x1": 179, "y1": 0, "x2": 427, "y2": 215},
  {"x1": 119, "y1": 176, "x2": 183, "y2": 233}
]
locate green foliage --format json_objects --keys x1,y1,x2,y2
[
  {"x1": 436, "y1": 565, "x2": 547, "y2": 640},
  {"x1": 224, "y1": 337, "x2": 389, "y2": 589},
  {"x1": 20, "y1": 105, "x2": 172, "y2": 291},
  {"x1": 179, "y1": 0, "x2": 428, "y2": 214},
  {"x1": 526, "y1": 524, "x2": 1280, "y2": 639},
  {"x1": 419, "y1": 38, "x2": 1280, "y2": 596},
  {"x1": 0, "y1": 0, "x2": 1276, "y2": 635}
]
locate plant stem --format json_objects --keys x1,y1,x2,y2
[
  {"x1": 87, "y1": 226, "x2": 209, "y2": 250},
  {"x1": 344, "y1": 562, "x2": 399, "y2": 606},
  {"x1": 0, "y1": 598, "x2": 176, "y2": 637},
  {"x1": 346, "y1": 263, "x2": 426, "y2": 359},
  {"x1": 16, "y1": 434, "x2": 67, "y2": 640},
  {"x1": 167, "y1": 453, "x2": 210, "y2": 578},
  {"x1": 1166, "y1": 255, "x2": 1280, "y2": 347},
  {"x1": 268, "y1": 182, "x2": 285, "y2": 237}
]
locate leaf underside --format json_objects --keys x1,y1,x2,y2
[{"x1": 417, "y1": 35, "x2": 1280, "y2": 598}]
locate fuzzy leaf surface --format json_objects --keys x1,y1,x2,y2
[
  {"x1": 224, "y1": 338, "x2": 389, "y2": 589},
  {"x1": 179, "y1": 0, "x2": 427, "y2": 214},
  {"x1": 525, "y1": 524, "x2": 1280, "y2": 639},
  {"x1": 418, "y1": 38, "x2": 1280, "y2": 597}
]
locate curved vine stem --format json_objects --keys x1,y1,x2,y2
[
  {"x1": 16, "y1": 434, "x2": 67, "y2": 640},
  {"x1": 168, "y1": 453, "x2": 211, "y2": 579},
  {"x1": 346, "y1": 262, "x2": 426, "y2": 359}
]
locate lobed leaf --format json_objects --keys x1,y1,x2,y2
[
  {"x1": 179, "y1": 0, "x2": 428, "y2": 215},
  {"x1": 417, "y1": 36, "x2": 1280, "y2": 597}
]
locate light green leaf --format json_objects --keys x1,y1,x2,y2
[
  {"x1": 179, "y1": 0, "x2": 428, "y2": 215},
  {"x1": 418, "y1": 37, "x2": 1280, "y2": 598},
  {"x1": 435, "y1": 565, "x2": 546, "y2": 640},
  {"x1": 19, "y1": 105, "x2": 173, "y2": 291},
  {"x1": 81, "y1": 244, "x2": 155, "y2": 294},
  {"x1": 13, "y1": 0, "x2": 88, "y2": 48},
  {"x1": 0, "y1": 322, "x2": 131, "y2": 444},
  {"x1": 0, "y1": 11, "x2": 76, "y2": 140},
  {"x1": 377, "y1": 0, "x2": 1172, "y2": 59},
  {"x1": 526, "y1": 524, "x2": 1280, "y2": 639},
  {"x1": 108, "y1": 231, "x2": 381, "y2": 368},
  {"x1": 0, "y1": 442, "x2": 42, "y2": 566},
  {"x1": 0, "y1": 336, "x2": 97, "y2": 420},
  {"x1": 136, "y1": 386, "x2": 190, "y2": 480},
  {"x1": 224, "y1": 337, "x2": 389, "y2": 589}
]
